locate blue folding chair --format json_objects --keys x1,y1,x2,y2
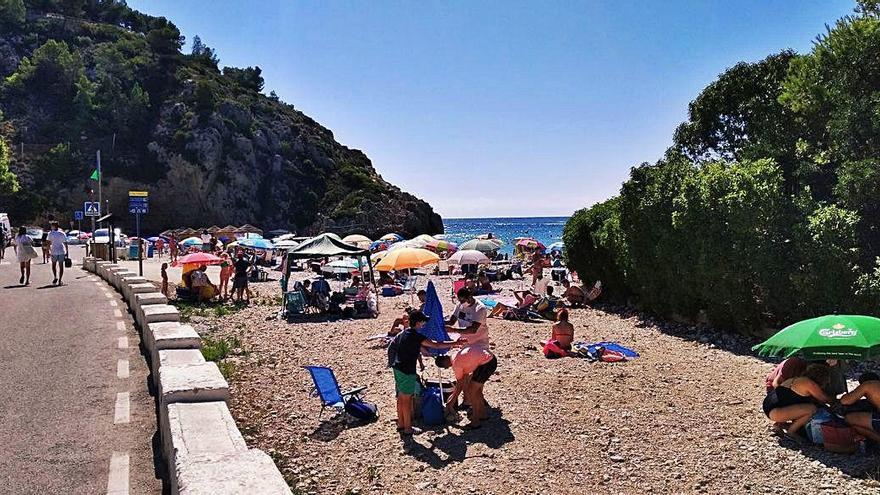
[{"x1": 303, "y1": 366, "x2": 367, "y2": 418}]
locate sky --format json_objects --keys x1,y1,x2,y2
[{"x1": 128, "y1": 0, "x2": 855, "y2": 219}]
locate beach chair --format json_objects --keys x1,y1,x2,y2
[
  {"x1": 437, "y1": 260, "x2": 450, "y2": 275},
  {"x1": 303, "y1": 366, "x2": 367, "y2": 418}
]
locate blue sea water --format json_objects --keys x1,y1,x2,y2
[{"x1": 442, "y1": 216, "x2": 569, "y2": 255}]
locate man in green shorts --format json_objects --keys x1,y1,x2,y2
[{"x1": 388, "y1": 310, "x2": 461, "y2": 436}]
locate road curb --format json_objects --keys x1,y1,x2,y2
[{"x1": 82, "y1": 258, "x2": 291, "y2": 494}]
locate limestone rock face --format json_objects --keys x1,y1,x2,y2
[{"x1": 0, "y1": 6, "x2": 443, "y2": 238}]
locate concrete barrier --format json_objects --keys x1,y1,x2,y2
[
  {"x1": 165, "y1": 401, "x2": 248, "y2": 492},
  {"x1": 175, "y1": 449, "x2": 292, "y2": 495},
  {"x1": 123, "y1": 281, "x2": 155, "y2": 303},
  {"x1": 138, "y1": 304, "x2": 180, "y2": 330},
  {"x1": 103, "y1": 265, "x2": 122, "y2": 283},
  {"x1": 158, "y1": 349, "x2": 206, "y2": 368},
  {"x1": 112, "y1": 270, "x2": 136, "y2": 290},
  {"x1": 158, "y1": 362, "x2": 229, "y2": 406},
  {"x1": 95, "y1": 261, "x2": 112, "y2": 279},
  {"x1": 83, "y1": 256, "x2": 97, "y2": 272},
  {"x1": 133, "y1": 292, "x2": 167, "y2": 314},
  {"x1": 147, "y1": 322, "x2": 201, "y2": 375}
]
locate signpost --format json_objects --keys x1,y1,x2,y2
[
  {"x1": 129, "y1": 191, "x2": 148, "y2": 276},
  {"x1": 74, "y1": 210, "x2": 83, "y2": 233}
]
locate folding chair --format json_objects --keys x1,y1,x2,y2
[
  {"x1": 284, "y1": 291, "x2": 306, "y2": 316},
  {"x1": 303, "y1": 366, "x2": 367, "y2": 418}
]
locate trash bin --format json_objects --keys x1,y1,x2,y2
[
  {"x1": 129, "y1": 244, "x2": 140, "y2": 259},
  {"x1": 147, "y1": 244, "x2": 154, "y2": 258}
]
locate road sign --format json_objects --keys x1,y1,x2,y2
[
  {"x1": 74, "y1": 210, "x2": 84, "y2": 221},
  {"x1": 84, "y1": 202, "x2": 101, "y2": 217},
  {"x1": 128, "y1": 190, "x2": 148, "y2": 215}
]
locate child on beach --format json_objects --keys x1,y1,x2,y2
[
  {"x1": 160, "y1": 262, "x2": 169, "y2": 297},
  {"x1": 219, "y1": 253, "x2": 233, "y2": 300},
  {"x1": 388, "y1": 310, "x2": 461, "y2": 436}
]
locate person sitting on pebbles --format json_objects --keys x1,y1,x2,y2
[
  {"x1": 388, "y1": 290, "x2": 427, "y2": 336},
  {"x1": 388, "y1": 310, "x2": 462, "y2": 436},
  {"x1": 542, "y1": 308, "x2": 575, "y2": 358},
  {"x1": 841, "y1": 372, "x2": 880, "y2": 443},
  {"x1": 762, "y1": 363, "x2": 835, "y2": 441}
]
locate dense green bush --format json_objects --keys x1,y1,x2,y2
[{"x1": 565, "y1": 3, "x2": 880, "y2": 333}]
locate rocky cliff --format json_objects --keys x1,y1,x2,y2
[{"x1": 0, "y1": 1, "x2": 443, "y2": 238}]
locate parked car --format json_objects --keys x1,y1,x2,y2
[
  {"x1": 92, "y1": 228, "x2": 127, "y2": 247},
  {"x1": 26, "y1": 227, "x2": 44, "y2": 246}
]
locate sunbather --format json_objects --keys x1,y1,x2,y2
[
  {"x1": 476, "y1": 271, "x2": 493, "y2": 293},
  {"x1": 488, "y1": 293, "x2": 537, "y2": 318},
  {"x1": 842, "y1": 372, "x2": 880, "y2": 442},
  {"x1": 389, "y1": 310, "x2": 462, "y2": 436},
  {"x1": 561, "y1": 279, "x2": 586, "y2": 307},
  {"x1": 388, "y1": 290, "x2": 427, "y2": 335},
  {"x1": 543, "y1": 308, "x2": 574, "y2": 358},
  {"x1": 762, "y1": 364, "x2": 835, "y2": 440}
]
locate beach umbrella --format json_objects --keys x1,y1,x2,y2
[
  {"x1": 146, "y1": 236, "x2": 160, "y2": 242},
  {"x1": 460, "y1": 238, "x2": 503, "y2": 254},
  {"x1": 476, "y1": 234, "x2": 503, "y2": 244},
  {"x1": 318, "y1": 232, "x2": 342, "y2": 241},
  {"x1": 273, "y1": 239, "x2": 300, "y2": 250},
  {"x1": 273, "y1": 233, "x2": 297, "y2": 242},
  {"x1": 370, "y1": 240, "x2": 390, "y2": 252},
  {"x1": 371, "y1": 250, "x2": 390, "y2": 263},
  {"x1": 321, "y1": 258, "x2": 362, "y2": 275},
  {"x1": 517, "y1": 238, "x2": 546, "y2": 250},
  {"x1": 548, "y1": 242, "x2": 564, "y2": 252},
  {"x1": 180, "y1": 236, "x2": 203, "y2": 246},
  {"x1": 172, "y1": 252, "x2": 223, "y2": 267},
  {"x1": 343, "y1": 234, "x2": 372, "y2": 245},
  {"x1": 414, "y1": 234, "x2": 438, "y2": 243},
  {"x1": 374, "y1": 248, "x2": 440, "y2": 271},
  {"x1": 380, "y1": 233, "x2": 404, "y2": 243},
  {"x1": 447, "y1": 249, "x2": 491, "y2": 265},
  {"x1": 426, "y1": 240, "x2": 458, "y2": 253},
  {"x1": 752, "y1": 315, "x2": 880, "y2": 360},
  {"x1": 239, "y1": 238, "x2": 274, "y2": 249}
]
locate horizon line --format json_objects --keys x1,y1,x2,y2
[{"x1": 442, "y1": 215, "x2": 571, "y2": 220}]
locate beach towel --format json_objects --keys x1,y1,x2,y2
[
  {"x1": 572, "y1": 341, "x2": 639, "y2": 362},
  {"x1": 419, "y1": 281, "x2": 450, "y2": 355}
]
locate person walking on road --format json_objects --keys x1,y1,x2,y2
[
  {"x1": 169, "y1": 234, "x2": 178, "y2": 263},
  {"x1": 13, "y1": 226, "x2": 37, "y2": 285},
  {"x1": 46, "y1": 221, "x2": 69, "y2": 285},
  {"x1": 232, "y1": 250, "x2": 251, "y2": 303},
  {"x1": 0, "y1": 224, "x2": 6, "y2": 261}
]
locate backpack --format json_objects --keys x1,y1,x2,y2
[{"x1": 344, "y1": 398, "x2": 379, "y2": 422}]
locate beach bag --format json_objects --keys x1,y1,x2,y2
[
  {"x1": 64, "y1": 256, "x2": 72, "y2": 268},
  {"x1": 344, "y1": 398, "x2": 378, "y2": 422},
  {"x1": 420, "y1": 386, "x2": 445, "y2": 426},
  {"x1": 821, "y1": 421, "x2": 857, "y2": 454},
  {"x1": 805, "y1": 409, "x2": 833, "y2": 445}
]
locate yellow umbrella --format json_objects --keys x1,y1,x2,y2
[
  {"x1": 374, "y1": 247, "x2": 440, "y2": 271},
  {"x1": 371, "y1": 250, "x2": 390, "y2": 262}
]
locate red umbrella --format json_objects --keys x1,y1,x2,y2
[{"x1": 172, "y1": 252, "x2": 223, "y2": 267}]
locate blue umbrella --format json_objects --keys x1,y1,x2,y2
[
  {"x1": 239, "y1": 238, "x2": 274, "y2": 249},
  {"x1": 147, "y1": 236, "x2": 160, "y2": 242},
  {"x1": 418, "y1": 281, "x2": 451, "y2": 356},
  {"x1": 548, "y1": 242, "x2": 564, "y2": 252}
]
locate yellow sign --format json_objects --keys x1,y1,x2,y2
[{"x1": 128, "y1": 191, "x2": 149, "y2": 197}]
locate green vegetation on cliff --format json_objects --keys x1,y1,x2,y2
[
  {"x1": 565, "y1": 1, "x2": 880, "y2": 333},
  {"x1": 0, "y1": 0, "x2": 442, "y2": 237}
]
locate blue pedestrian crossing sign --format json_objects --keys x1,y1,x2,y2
[
  {"x1": 74, "y1": 210, "x2": 84, "y2": 221},
  {"x1": 84, "y1": 202, "x2": 101, "y2": 217}
]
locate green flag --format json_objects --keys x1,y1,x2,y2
[{"x1": 89, "y1": 169, "x2": 99, "y2": 180}]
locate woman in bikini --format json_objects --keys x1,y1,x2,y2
[
  {"x1": 543, "y1": 308, "x2": 574, "y2": 358},
  {"x1": 762, "y1": 364, "x2": 835, "y2": 440}
]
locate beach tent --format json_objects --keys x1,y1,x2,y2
[{"x1": 285, "y1": 234, "x2": 376, "y2": 309}]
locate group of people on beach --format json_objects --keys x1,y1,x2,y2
[
  {"x1": 388, "y1": 287, "x2": 498, "y2": 434},
  {"x1": 763, "y1": 357, "x2": 880, "y2": 450},
  {"x1": 5, "y1": 222, "x2": 70, "y2": 286}
]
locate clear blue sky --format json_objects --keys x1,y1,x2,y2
[{"x1": 128, "y1": 0, "x2": 854, "y2": 219}]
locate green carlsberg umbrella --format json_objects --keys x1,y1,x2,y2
[{"x1": 752, "y1": 314, "x2": 880, "y2": 360}]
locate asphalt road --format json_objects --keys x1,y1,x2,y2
[{"x1": 0, "y1": 245, "x2": 162, "y2": 494}]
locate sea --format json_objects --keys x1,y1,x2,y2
[{"x1": 441, "y1": 217, "x2": 568, "y2": 255}]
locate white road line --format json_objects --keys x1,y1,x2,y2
[
  {"x1": 109, "y1": 300, "x2": 118, "y2": 307},
  {"x1": 113, "y1": 309, "x2": 122, "y2": 318},
  {"x1": 106, "y1": 452, "x2": 129, "y2": 494},
  {"x1": 117, "y1": 337, "x2": 128, "y2": 349},
  {"x1": 116, "y1": 321, "x2": 126, "y2": 331},
  {"x1": 113, "y1": 392, "x2": 130, "y2": 424},
  {"x1": 117, "y1": 359, "x2": 129, "y2": 379}
]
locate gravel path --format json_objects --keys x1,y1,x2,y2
[{"x1": 179, "y1": 271, "x2": 880, "y2": 494}]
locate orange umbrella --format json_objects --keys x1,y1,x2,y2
[{"x1": 374, "y1": 247, "x2": 440, "y2": 271}]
